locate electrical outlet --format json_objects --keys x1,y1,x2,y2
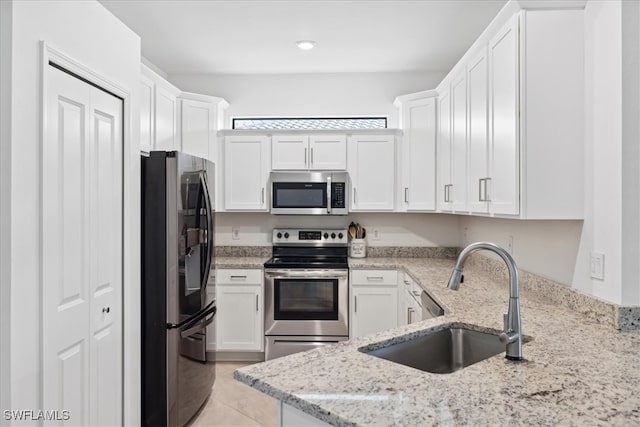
[
  {"x1": 507, "y1": 235, "x2": 514, "y2": 254},
  {"x1": 372, "y1": 229, "x2": 381, "y2": 240},
  {"x1": 231, "y1": 227, "x2": 240, "y2": 240},
  {"x1": 590, "y1": 252, "x2": 605, "y2": 280}
]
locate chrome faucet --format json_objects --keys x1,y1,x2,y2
[{"x1": 447, "y1": 242, "x2": 523, "y2": 361}]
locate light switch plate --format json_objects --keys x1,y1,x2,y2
[{"x1": 590, "y1": 252, "x2": 605, "y2": 280}]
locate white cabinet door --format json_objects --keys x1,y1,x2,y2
[
  {"x1": 216, "y1": 285, "x2": 263, "y2": 351},
  {"x1": 272, "y1": 135, "x2": 309, "y2": 170},
  {"x1": 489, "y1": 15, "x2": 520, "y2": 216},
  {"x1": 451, "y1": 72, "x2": 468, "y2": 213},
  {"x1": 402, "y1": 98, "x2": 437, "y2": 211},
  {"x1": 140, "y1": 75, "x2": 154, "y2": 153},
  {"x1": 467, "y1": 49, "x2": 490, "y2": 214},
  {"x1": 224, "y1": 136, "x2": 270, "y2": 210},
  {"x1": 155, "y1": 85, "x2": 178, "y2": 151},
  {"x1": 309, "y1": 135, "x2": 347, "y2": 170},
  {"x1": 351, "y1": 286, "x2": 398, "y2": 339},
  {"x1": 437, "y1": 90, "x2": 453, "y2": 212},
  {"x1": 181, "y1": 98, "x2": 214, "y2": 160},
  {"x1": 348, "y1": 135, "x2": 395, "y2": 211}
]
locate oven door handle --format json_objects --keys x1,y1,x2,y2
[{"x1": 264, "y1": 269, "x2": 348, "y2": 278}]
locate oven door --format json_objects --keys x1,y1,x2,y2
[{"x1": 264, "y1": 269, "x2": 349, "y2": 337}]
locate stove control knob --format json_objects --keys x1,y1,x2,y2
[
  {"x1": 284, "y1": 232, "x2": 290, "y2": 239},
  {"x1": 324, "y1": 232, "x2": 329, "y2": 239},
  {"x1": 276, "y1": 232, "x2": 282, "y2": 239},
  {"x1": 331, "y1": 233, "x2": 336, "y2": 239},
  {"x1": 338, "y1": 233, "x2": 344, "y2": 239}
]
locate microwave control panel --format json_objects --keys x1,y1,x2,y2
[{"x1": 331, "y1": 182, "x2": 346, "y2": 208}]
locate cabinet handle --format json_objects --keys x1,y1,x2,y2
[
  {"x1": 261, "y1": 188, "x2": 265, "y2": 205},
  {"x1": 367, "y1": 276, "x2": 384, "y2": 281},
  {"x1": 484, "y1": 177, "x2": 491, "y2": 202},
  {"x1": 412, "y1": 290, "x2": 421, "y2": 297},
  {"x1": 304, "y1": 147, "x2": 308, "y2": 167},
  {"x1": 444, "y1": 184, "x2": 452, "y2": 203},
  {"x1": 311, "y1": 147, "x2": 314, "y2": 166},
  {"x1": 404, "y1": 187, "x2": 409, "y2": 203},
  {"x1": 403, "y1": 280, "x2": 410, "y2": 285},
  {"x1": 407, "y1": 307, "x2": 413, "y2": 324},
  {"x1": 102, "y1": 307, "x2": 110, "y2": 314},
  {"x1": 354, "y1": 295, "x2": 357, "y2": 313},
  {"x1": 256, "y1": 294, "x2": 259, "y2": 312},
  {"x1": 479, "y1": 178, "x2": 485, "y2": 202},
  {"x1": 353, "y1": 188, "x2": 357, "y2": 204},
  {"x1": 230, "y1": 275, "x2": 247, "y2": 280}
]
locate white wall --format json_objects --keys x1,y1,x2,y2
[
  {"x1": 5, "y1": 0, "x2": 141, "y2": 422},
  {"x1": 169, "y1": 71, "x2": 446, "y2": 128},
  {"x1": 0, "y1": 0, "x2": 12, "y2": 415},
  {"x1": 461, "y1": 0, "x2": 640, "y2": 306},
  {"x1": 215, "y1": 212, "x2": 460, "y2": 247},
  {"x1": 459, "y1": 217, "x2": 583, "y2": 285}
]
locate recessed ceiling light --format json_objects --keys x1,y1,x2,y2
[{"x1": 296, "y1": 40, "x2": 316, "y2": 51}]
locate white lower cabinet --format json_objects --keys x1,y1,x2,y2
[
  {"x1": 215, "y1": 269, "x2": 263, "y2": 352},
  {"x1": 350, "y1": 270, "x2": 398, "y2": 339}
]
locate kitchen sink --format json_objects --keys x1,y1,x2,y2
[{"x1": 363, "y1": 326, "x2": 507, "y2": 374}]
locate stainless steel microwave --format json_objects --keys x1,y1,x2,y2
[{"x1": 270, "y1": 171, "x2": 348, "y2": 215}]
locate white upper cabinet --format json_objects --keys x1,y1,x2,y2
[
  {"x1": 395, "y1": 91, "x2": 437, "y2": 212},
  {"x1": 309, "y1": 135, "x2": 347, "y2": 170},
  {"x1": 435, "y1": 5, "x2": 584, "y2": 219},
  {"x1": 488, "y1": 15, "x2": 519, "y2": 216},
  {"x1": 348, "y1": 134, "x2": 396, "y2": 211},
  {"x1": 271, "y1": 135, "x2": 309, "y2": 170},
  {"x1": 224, "y1": 135, "x2": 270, "y2": 211},
  {"x1": 154, "y1": 84, "x2": 179, "y2": 151},
  {"x1": 436, "y1": 89, "x2": 453, "y2": 212},
  {"x1": 139, "y1": 74, "x2": 154, "y2": 153},
  {"x1": 181, "y1": 98, "x2": 214, "y2": 160},
  {"x1": 271, "y1": 134, "x2": 346, "y2": 170},
  {"x1": 180, "y1": 94, "x2": 227, "y2": 162},
  {"x1": 450, "y1": 72, "x2": 468, "y2": 213},
  {"x1": 141, "y1": 65, "x2": 228, "y2": 160},
  {"x1": 467, "y1": 48, "x2": 490, "y2": 214}
]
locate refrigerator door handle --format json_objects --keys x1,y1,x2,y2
[
  {"x1": 199, "y1": 171, "x2": 214, "y2": 291},
  {"x1": 167, "y1": 300, "x2": 216, "y2": 330},
  {"x1": 179, "y1": 305, "x2": 217, "y2": 338}
]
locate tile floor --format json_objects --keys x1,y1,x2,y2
[{"x1": 190, "y1": 362, "x2": 278, "y2": 427}]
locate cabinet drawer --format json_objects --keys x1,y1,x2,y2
[
  {"x1": 351, "y1": 269, "x2": 397, "y2": 286},
  {"x1": 216, "y1": 269, "x2": 262, "y2": 285}
]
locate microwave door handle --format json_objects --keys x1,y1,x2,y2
[{"x1": 326, "y1": 176, "x2": 332, "y2": 214}]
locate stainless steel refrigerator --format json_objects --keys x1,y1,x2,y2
[{"x1": 141, "y1": 151, "x2": 216, "y2": 427}]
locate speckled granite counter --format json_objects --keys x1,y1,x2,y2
[
  {"x1": 235, "y1": 257, "x2": 640, "y2": 426},
  {"x1": 215, "y1": 256, "x2": 268, "y2": 269}
]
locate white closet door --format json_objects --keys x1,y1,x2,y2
[{"x1": 43, "y1": 66, "x2": 123, "y2": 426}]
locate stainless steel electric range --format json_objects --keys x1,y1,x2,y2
[{"x1": 263, "y1": 228, "x2": 349, "y2": 360}]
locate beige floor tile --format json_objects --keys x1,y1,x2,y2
[
  {"x1": 191, "y1": 398, "x2": 262, "y2": 427},
  {"x1": 192, "y1": 361, "x2": 278, "y2": 427}
]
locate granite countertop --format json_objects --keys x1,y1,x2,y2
[
  {"x1": 235, "y1": 257, "x2": 640, "y2": 426},
  {"x1": 215, "y1": 256, "x2": 269, "y2": 269}
]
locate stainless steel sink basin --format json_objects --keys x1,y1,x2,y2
[{"x1": 364, "y1": 327, "x2": 506, "y2": 374}]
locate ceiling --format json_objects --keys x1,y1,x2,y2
[{"x1": 100, "y1": 0, "x2": 507, "y2": 75}]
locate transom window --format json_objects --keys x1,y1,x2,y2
[{"x1": 232, "y1": 117, "x2": 387, "y2": 130}]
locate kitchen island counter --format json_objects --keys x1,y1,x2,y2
[{"x1": 235, "y1": 257, "x2": 640, "y2": 426}]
